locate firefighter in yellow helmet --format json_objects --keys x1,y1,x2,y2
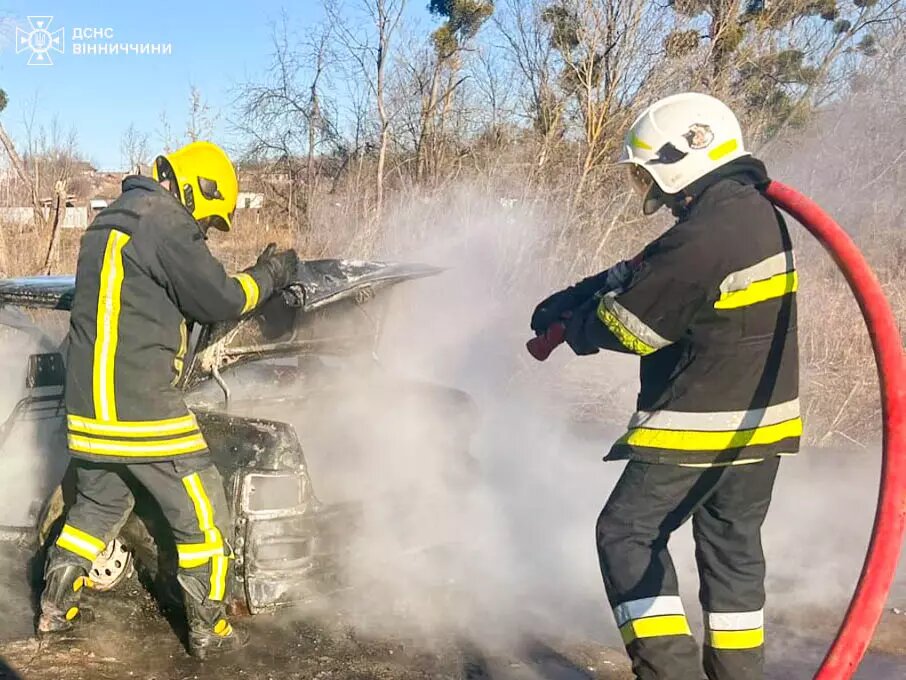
[{"x1": 37, "y1": 141, "x2": 297, "y2": 659}]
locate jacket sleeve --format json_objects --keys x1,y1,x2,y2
[
  {"x1": 567, "y1": 224, "x2": 713, "y2": 356},
  {"x1": 155, "y1": 223, "x2": 276, "y2": 324}
]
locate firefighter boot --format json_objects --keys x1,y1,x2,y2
[
  {"x1": 37, "y1": 564, "x2": 91, "y2": 637},
  {"x1": 185, "y1": 599, "x2": 248, "y2": 660}
]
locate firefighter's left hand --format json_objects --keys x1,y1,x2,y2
[{"x1": 256, "y1": 246, "x2": 298, "y2": 292}]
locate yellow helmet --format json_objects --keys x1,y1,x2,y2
[{"x1": 152, "y1": 140, "x2": 239, "y2": 231}]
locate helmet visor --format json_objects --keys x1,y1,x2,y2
[
  {"x1": 626, "y1": 164, "x2": 666, "y2": 215},
  {"x1": 627, "y1": 164, "x2": 654, "y2": 198}
]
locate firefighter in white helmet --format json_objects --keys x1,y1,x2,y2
[{"x1": 531, "y1": 93, "x2": 799, "y2": 680}]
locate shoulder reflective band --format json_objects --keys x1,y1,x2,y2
[
  {"x1": 715, "y1": 250, "x2": 797, "y2": 310},
  {"x1": 764, "y1": 181, "x2": 906, "y2": 680},
  {"x1": 597, "y1": 293, "x2": 672, "y2": 356}
]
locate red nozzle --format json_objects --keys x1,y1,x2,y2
[{"x1": 526, "y1": 322, "x2": 567, "y2": 361}]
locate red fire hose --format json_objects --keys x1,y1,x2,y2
[
  {"x1": 765, "y1": 181, "x2": 906, "y2": 679},
  {"x1": 527, "y1": 180, "x2": 906, "y2": 679}
]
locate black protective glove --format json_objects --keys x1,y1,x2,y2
[
  {"x1": 530, "y1": 287, "x2": 585, "y2": 335},
  {"x1": 531, "y1": 260, "x2": 635, "y2": 334},
  {"x1": 563, "y1": 297, "x2": 602, "y2": 356},
  {"x1": 254, "y1": 242, "x2": 298, "y2": 292}
]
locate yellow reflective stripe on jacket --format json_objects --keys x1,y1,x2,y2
[
  {"x1": 232, "y1": 272, "x2": 260, "y2": 314},
  {"x1": 173, "y1": 319, "x2": 188, "y2": 384},
  {"x1": 68, "y1": 433, "x2": 208, "y2": 457},
  {"x1": 93, "y1": 230, "x2": 131, "y2": 421},
  {"x1": 67, "y1": 413, "x2": 199, "y2": 437},
  {"x1": 715, "y1": 272, "x2": 798, "y2": 310},
  {"x1": 706, "y1": 610, "x2": 765, "y2": 650},
  {"x1": 628, "y1": 399, "x2": 800, "y2": 432},
  {"x1": 597, "y1": 294, "x2": 671, "y2": 356},
  {"x1": 56, "y1": 524, "x2": 107, "y2": 562},
  {"x1": 620, "y1": 418, "x2": 802, "y2": 452},
  {"x1": 715, "y1": 250, "x2": 796, "y2": 310}
]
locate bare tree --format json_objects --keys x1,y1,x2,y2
[
  {"x1": 186, "y1": 85, "x2": 218, "y2": 142},
  {"x1": 328, "y1": 0, "x2": 407, "y2": 218},
  {"x1": 236, "y1": 12, "x2": 340, "y2": 225},
  {"x1": 0, "y1": 89, "x2": 43, "y2": 233},
  {"x1": 495, "y1": 0, "x2": 567, "y2": 171},
  {"x1": 157, "y1": 110, "x2": 177, "y2": 154},
  {"x1": 120, "y1": 123, "x2": 149, "y2": 173}
]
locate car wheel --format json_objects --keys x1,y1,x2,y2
[{"x1": 87, "y1": 537, "x2": 134, "y2": 592}]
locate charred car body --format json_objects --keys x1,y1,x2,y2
[{"x1": 0, "y1": 258, "x2": 475, "y2": 614}]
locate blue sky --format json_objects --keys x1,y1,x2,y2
[{"x1": 0, "y1": 1, "x2": 432, "y2": 170}]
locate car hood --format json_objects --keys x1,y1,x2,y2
[{"x1": 0, "y1": 260, "x2": 442, "y2": 313}]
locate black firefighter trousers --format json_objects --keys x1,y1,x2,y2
[
  {"x1": 46, "y1": 455, "x2": 233, "y2": 611},
  {"x1": 596, "y1": 457, "x2": 780, "y2": 680}
]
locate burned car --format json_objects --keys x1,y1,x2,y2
[{"x1": 0, "y1": 259, "x2": 476, "y2": 614}]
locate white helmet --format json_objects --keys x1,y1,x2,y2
[{"x1": 619, "y1": 92, "x2": 749, "y2": 214}]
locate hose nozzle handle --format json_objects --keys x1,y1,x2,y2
[{"x1": 526, "y1": 322, "x2": 567, "y2": 361}]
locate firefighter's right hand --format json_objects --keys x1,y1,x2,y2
[{"x1": 256, "y1": 244, "x2": 298, "y2": 292}]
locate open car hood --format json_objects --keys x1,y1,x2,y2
[
  {"x1": 0, "y1": 261, "x2": 442, "y2": 314},
  {"x1": 290, "y1": 259, "x2": 442, "y2": 312},
  {"x1": 0, "y1": 259, "x2": 443, "y2": 389},
  {"x1": 183, "y1": 258, "x2": 442, "y2": 388}
]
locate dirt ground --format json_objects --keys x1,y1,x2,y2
[
  {"x1": 3, "y1": 543, "x2": 906, "y2": 680},
  {"x1": 0, "y1": 543, "x2": 634, "y2": 680}
]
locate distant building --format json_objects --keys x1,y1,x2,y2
[
  {"x1": 237, "y1": 191, "x2": 264, "y2": 209},
  {"x1": 89, "y1": 199, "x2": 109, "y2": 212}
]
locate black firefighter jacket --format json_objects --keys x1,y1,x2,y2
[
  {"x1": 567, "y1": 159, "x2": 800, "y2": 467},
  {"x1": 64, "y1": 176, "x2": 277, "y2": 464}
]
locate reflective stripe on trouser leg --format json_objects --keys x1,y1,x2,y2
[
  {"x1": 181, "y1": 471, "x2": 229, "y2": 601},
  {"x1": 597, "y1": 462, "x2": 717, "y2": 679},
  {"x1": 614, "y1": 596, "x2": 693, "y2": 645},
  {"x1": 55, "y1": 523, "x2": 107, "y2": 562},
  {"x1": 50, "y1": 462, "x2": 135, "y2": 568},
  {"x1": 705, "y1": 610, "x2": 764, "y2": 650},
  {"x1": 613, "y1": 597, "x2": 699, "y2": 680},
  {"x1": 702, "y1": 610, "x2": 765, "y2": 680}
]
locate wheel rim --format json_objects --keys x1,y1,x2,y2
[{"x1": 88, "y1": 538, "x2": 133, "y2": 591}]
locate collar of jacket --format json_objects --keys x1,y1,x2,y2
[
  {"x1": 671, "y1": 156, "x2": 771, "y2": 219},
  {"x1": 121, "y1": 174, "x2": 171, "y2": 195},
  {"x1": 120, "y1": 174, "x2": 207, "y2": 239}
]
